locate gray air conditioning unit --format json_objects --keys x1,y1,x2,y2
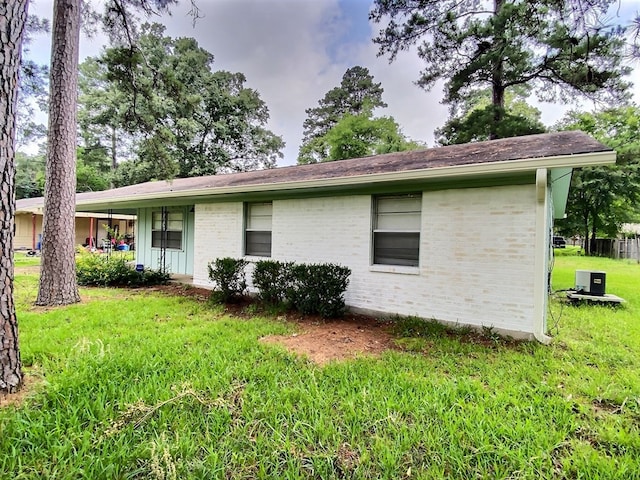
[{"x1": 575, "y1": 270, "x2": 606, "y2": 296}]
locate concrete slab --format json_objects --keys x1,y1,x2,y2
[{"x1": 566, "y1": 291, "x2": 625, "y2": 304}]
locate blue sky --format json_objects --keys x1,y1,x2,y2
[
  {"x1": 25, "y1": 0, "x2": 640, "y2": 165},
  {"x1": 328, "y1": 0, "x2": 372, "y2": 61}
]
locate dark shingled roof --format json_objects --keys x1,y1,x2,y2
[{"x1": 16, "y1": 131, "x2": 611, "y2": 211}]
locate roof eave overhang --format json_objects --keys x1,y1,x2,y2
[
  {"x1": 76, "y1": 150, "x2": 616, "y2": 211},
  {"x1": 15, "y1": 207, "x2": 40, "y2": 214},
  {"x1": 16, "y1": 207, "x2": 137, "y2": 219}
]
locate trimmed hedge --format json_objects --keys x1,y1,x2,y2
[
  {"x1": 76, "y1": 253, "x2": 169, "y2": 287},
  {"x1": 252, "y1": 260, "x2": 293, "y2": 304},
  {"x1": 207, "y1": 257, "x2": 248, "y2": 303},
  {"x1": 208, "y1": 257, "x2": 351, "y2": 317},
  {"x1": 287, "y1": 263, "x2": 351, "y2": 318},
  {"x1": 249, "y1": 259, "x2": 351, "y2": 318}
]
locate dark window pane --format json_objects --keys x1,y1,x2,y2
[
  {"x1": 373, "y1": 231, "x2": 419, "y2": 266},
  {"x1": 166, "y1": 231, "x2": 182, "y2": 250},
  {"x1": 151, "y1": 231, "x2": 163, "y2": 248},
  {"x1": 246, "y1": 231, "x2": 272, "y2": 257},
  {"x1": 152, "y1": 230, "x2": 182, "y2": 250}
]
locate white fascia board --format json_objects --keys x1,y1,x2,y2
[
  {"x1": 76, "y1": 150, "x2": 616, "y2": 209},
  {"x1": 15, "y1": 207, "x2": 42, "y2": 214},
  {"x1": 73, "y1": 212, "x2": 137, "y2": 220},
  {"x1": 16, "y1": 207, "x2": 135, "y2": 220}
]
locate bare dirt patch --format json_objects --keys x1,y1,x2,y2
[
  {"x1": 148, "y1": 283, "x2": 213, "y2": 302},
  {"x1": 0, "y1": 371, "x2": 44, "y2": 409},
  {"x1": 261, "y1": 314, "x2": 396, "y2": 365}
]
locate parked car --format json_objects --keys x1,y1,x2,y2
[{"x1": 553, "y1": 236, "x2": 567, "y2": 248}]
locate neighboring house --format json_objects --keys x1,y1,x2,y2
[
  {"x1": 15, "y1": 197, "x2": 136, "y2": 251},
  {"x1": 65, "y1": 132, "x2": 613, "y2": 341}
]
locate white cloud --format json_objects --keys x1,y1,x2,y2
[
  {"x1": 353, "y1": 41, "x2": 449, "y2": 146},
  {"x1": 157, "y1": 0, "x2": 351, "y2": 164}
]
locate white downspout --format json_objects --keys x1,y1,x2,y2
[{"x1": 533, "y1": 168, "x2": 552, "y2": 344}]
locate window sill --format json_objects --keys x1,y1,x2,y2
[
  {"x1": 243, "y1": 255, "x2": 272, "y2": 262},
  {"x1": 369, "y1": 264, "x2": 420, "y2": 275},
  {"x1": 151, "y1": 247, "x2": 184, "y2": 252}
]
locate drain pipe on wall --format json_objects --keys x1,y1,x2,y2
[{"x1": 533, "y1": 168, "x2": 553, "y2": 344}]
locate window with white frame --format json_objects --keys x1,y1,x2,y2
[
  {"x1": 372, "y1": 194, "x2": 421, "y2": 266},
  {"x1": 245, "y1": 202, "x2": 272, "y2": 256},
  {"x1": 151, "y1": 210, "x2": 183, "y2": 250}
]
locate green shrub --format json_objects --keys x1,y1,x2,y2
[
  {"x1": 287, "y1": 263, "x2": 351, "y2": 318},
  {"x1": 252, "y1": 260, "x2": 293, "y2": 304},
  {"x1": 208, "y1": 257, "x2": 350, "y2": 315},
  {"x1": 208, "y1": 257, "x2": 248, "y2": 303},
  {"x1": 76, "y1": 253, "x2": 169, "y2": 287}
]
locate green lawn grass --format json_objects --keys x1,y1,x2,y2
[
  {"x1": 553, "y1": 245, "x2": 584, "y2": 256},
  {"x1": 1, "y1": 257, "x2": 639, "y2": 479},
  {"x1": 14, "y1": 252, "x2": 41, "y2": 267}
]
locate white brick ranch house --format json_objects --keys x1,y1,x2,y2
[{"x1": 71, "y1": 131, "x2": 615, "y2": 341}]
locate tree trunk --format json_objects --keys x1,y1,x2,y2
[
  {"x1": 110, "y1": 125, "x2": 116, "y2": 189},
  {"x1": 36, "y1": 0, "x2": 82, "y2": 306},
  {"x1": 490, "y1": 0, "x2": 506, "y2": 140},
  {"x1": 590, "y1": 215, "x2": 598, "y2": 257},
  {"x1": 0, "y1": 0, "x2": 29, "y2": 394},
  {"x1": 491, "y1": 84, "x2": 505, "y2": 140},
  {"x1": 582, "y1": 210, "x2": 590, "y2": 255}
]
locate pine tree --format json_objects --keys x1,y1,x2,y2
[
  {"x1": 435, "y1": 86, "x2": 546, "y2": 145},
  {"x1": 371, "y1": 0, "x2": 630, "y2": 139},
  {"x1": 0, "y1": 0, "x2": 29, "y2": 394},
  {"x1": 298, "y1": 66, "x2": 387, "y2": 164},
  {"x1": 36, "y1": 0, "x2": 82, "y2": 306}
]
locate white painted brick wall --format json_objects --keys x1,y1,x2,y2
[
  {"x1": 193, "y1": 203, "x2": 243, "y2": 287},
  {"x1": 421, "y1": 186, "x2": 537, "y2": 334},
  {"x1": 192, "y1": 184, "x2": 538, "y2": 336}
]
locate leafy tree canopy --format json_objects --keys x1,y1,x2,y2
[
  {"x1": 371, "y1": 0, "x2": 631, "y2": 139},
  {"x1": 76, "y1": 146, "x2": 112, "y2": 192},
  {"x1": 15, "y1": 147, "x2": 112, "y2": 198},
  {"x1": 15, "y1": 152, "x2": 45, "y2": 200},
  {"x1": 78, "y1": 56, "x2": 135, "y2": 178},
  {"x1": 81, "y1": 23, "x2": 284, "y2": 184},
  {"x1": 322, "y1": 114, "x2": 423, "y2": 161},
  {"x1": 555, "y1": 106, "x2": 640, "y2": 252}
]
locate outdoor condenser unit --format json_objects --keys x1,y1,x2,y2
[{"x1": 575, "y1": 270, "x2": 606, "y2": 296}]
